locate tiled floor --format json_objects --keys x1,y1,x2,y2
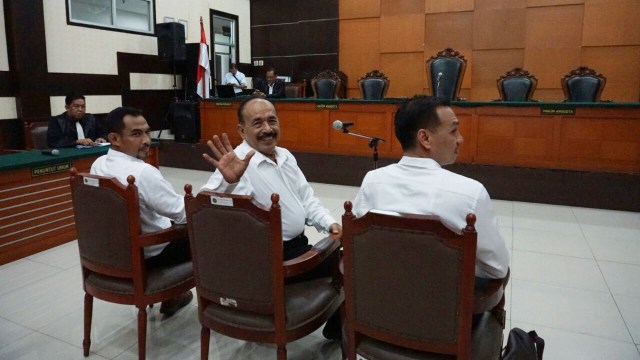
[{"x1": 1, "y1": 167, "x2": 639, "y2": 359}]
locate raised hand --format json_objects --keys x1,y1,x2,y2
[{"x1": 202, "y1": 133, "x2": 255, "y2": 184}]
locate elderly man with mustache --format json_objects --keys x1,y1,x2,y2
[{"x1": 200, "y1": 96, "x2": 343, "y2": 340}]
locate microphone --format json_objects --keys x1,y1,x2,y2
[
  {"x1": 41, "y1": 149, "x2": 60, "y2": 156},
  {"x1": 332, "y1": 120, "x2": 354, "y2": 131},
  {"x1": 436, "y1": 72, "x2": 443, "y2": 97}
]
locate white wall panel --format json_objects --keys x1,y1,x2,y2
[
  {"x1": 0, "y1": 1, "x2": 9, "y2": 71},
  {"x1": 0, "y1": 97, "x2": 16, "y2": 120},
  {"x1": 50, "y1": 95, "x2": 122, "y2": 116}
]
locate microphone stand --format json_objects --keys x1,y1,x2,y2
[{"x1": 341, "y1": 127, "x2": 385, "y2": 169}]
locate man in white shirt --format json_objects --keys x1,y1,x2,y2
[
  {"x1": 353, "y1": 95, "x2": 509, "y2": 280},
  {"x1": 222, "y1": 63, "x2": 247, "y2": 94},
  {"x1": 91, "y1": 106, "x2": 193, "y2": 316},
  {"x1": 200, "y1": 96, "x2": 342, "y2": 339}
]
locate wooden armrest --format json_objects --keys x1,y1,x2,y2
[
  {"x1": 473, "y1": 268, "x2": 510, "y2": 313},
  {"x1": 283, "y1": 236, "x2": 341, "y2": 278},
  {"x1": 138, "y1": 224, "x2": 188, "y2": 247}
]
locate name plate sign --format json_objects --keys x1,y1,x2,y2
[
  {"x1": 215, "y1": 102, "x2": 233, "y2": 107},
  {"x1": 540, "y1": 106, "x2": 575, "y2": 116},
  {"x1": 32, "y1": 162, "x2": 71, "y2": 177},
  {"x1": 315, "y1": 103, "x2": 339, "y2": 110}
]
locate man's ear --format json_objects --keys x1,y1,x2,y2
[
  {"x1": 107, "y1": 132, "x2": 119, "y2": 145},
  {"x1": 237, "y1": 123, "x2": 246, "y2": 139},
  {"x1": 417, "y1": 129, "x2": 431, "y2": 150}
]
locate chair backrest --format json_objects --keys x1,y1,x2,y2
[
  {"x1": 69, "y1": 168, "x2": 142, "y2": 277},
  {"x1": 358, "y1": 70, "x2": 390, "y2": 100},
  {"x1": 342, "y1": 201, "x2": 477, "y2": 358},
  {"x1": 185, "y1": 189, "x2": 283, "y2": 314},
  {"x1": 497, "y1": 67, "x2": 538, "y2": 102},
  {"x1": 311, "y1": 70, "x2": 342, "y2": 99},
  {"x1": 284, "y1": 81, "x2": 307, "y2": 98},
  {"x1": 24, "y1": 121, "x2": 49, "y2": 149},
  {"x1": 561, "y1": 66, "x2": 606, "y2": 102},
  {"x1": 426, "y1": 48, "x2": 467, "y2": 101}
]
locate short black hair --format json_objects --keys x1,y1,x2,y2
[
  {"x1": 65, "y1": 93, "x2": 85, "y2": 105},
  {"x1": 237, "y1": 96, "x2": 274, "y2": 123},
  {"x1": 105, "y1": 107, "x2": 144, "y2": 135},
  {"x1": 394, "y1": 95, "x2": 450, "y2": 151}
]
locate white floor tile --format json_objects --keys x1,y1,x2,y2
[
  {"x1": 501, "y1": 226, "x2": 513, "y2": 249},
  {"x1": 26, "y1": 240, "x2": 80, "y2": 270},
  {"x1": 511, "y1": 279, "x2": 631, "y2": 342},
  {"x1": 0, "y1": 332, "x2": 109, "y2": 360},
  {"x1": 513, "y1": 202, "x2": 578, "y2": 222},
  {"x1": 0, "y1": 317, "x2": 32, "y2": 349},
  {"x1": 511, "y1": 251, "x2": 608, "y2": 292},
  {"x1": 599, "y1": 261, "x2": 640, "y2": 298},
  {"x1": 572, "y1": 207, "x2": 640, "y2": 228},
  {"x1": 38, "y1": 299, "x2": 141, "y2": 359},
  {"x1": 586, "y1": 233, "x2": 640, "y2": 265},
  {"x1": 614, "y1": 294, "x2": 640, "y2": 345},
  {"x1": 0, "y1": 266, "x2": 85, "y2": 330},
  {"x1": 513, "y1": 217, "x2": 584, "y2": 237},
  {"x1": 0, "y1": 259, "x2": 62, "y2": 297},
  {"x1": 512, "y1": 227, "x2": 593, "y2": 259},
  {"x1": 580, "y1": 224, "x2": 640, "y2": 242},
  {"x1": 510, "y1": 320, "x2": 640, "y2": 360}
]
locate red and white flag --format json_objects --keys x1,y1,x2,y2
[{"x1": 196, "y1": 17, "x2": 210, "y2": 98}]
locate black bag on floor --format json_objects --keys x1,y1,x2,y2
[{"x1": 501, "y1": 327, "x2": 545, "y2": 360}]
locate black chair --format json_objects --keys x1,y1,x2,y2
[
  {"x1": 497, "y1": 67, "x2": 538, "y2": 102},
  {"x1": 358, "y1": 70, "x2": 390, "y2": 100},
  {"x1": 426, "y1": 48, "x2": 467, "y2": 101},
  {"x1": 311, "y1": 70, "x2": 342, "y2": 99},
  {"x1": 561, "y1": 66, "x2": 607, "y2": 102}
]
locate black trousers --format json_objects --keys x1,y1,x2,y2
[
  {"x1": 145, "y1": 237, "x2": 191, "y2": 268},
  {"x1": 283, "y1": 233, "x2": 339, "y2": 284}
]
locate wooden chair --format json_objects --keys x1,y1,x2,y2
[
  {"x1": 497, "y1": 67, "x2": 538, "y2": 102},
  {"x1": 561, "y1": 66, "x2": 607, "y2": 102},
  {"x1": 426, "y1": 48, "x2": 467, "y2": 101},
  {"x1": 341, "y1": 202, "x2": 506, "y2": 359},
  {"x1": 311, "y1": 70, "x2": 342, "y2": 99},
  {"x1": 358, "y1": 70, "x2": 390, "y2": 100},
  {"x1": 69, "y1": 168, "x2": 194, "y2": 360},
  {"x1": 184, "y1": 187, "x2": 344, "y2": 360},
  {"x1": 284, "y1": 80, "x2": 307, "y2": 98}
]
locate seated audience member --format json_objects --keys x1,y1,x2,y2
[
  {"x1": 223, "y1": 63, "x2": 247, "y2": 94},
  {"x1": 47, "y1": 93, "x2": 107, "y2": 148},
  {"x1": 353, "y1": 95, "x2": 509, "y2": 280},
  {"x1": 200, "y1": 96, "x2": 342, "y2": 339},
  {"x1": 91, "y1": 106, "x2": 192, "y2": 316},
  {"x1": 255, "y1": 68, "x2": 285, "y2": 99}
]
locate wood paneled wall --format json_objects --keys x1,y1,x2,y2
[
  {"x1": 250, "y1": 1, "x2": 339, "y2": 83},
  {"x1": 339, "y1": 0, "x2": 640, "y2": 101}
]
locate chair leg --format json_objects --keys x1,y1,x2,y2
[
  {"x1": 276, "y1": 345, "x2": 287, "y2": 360},
  {"x1": 137, "y1": 306, "x2": 147, "y2": 360},
  {"x1": 83, "y1": 293, "x2": 93, "y2": 357},
  {"x1": 200, "y1": 326, "x2": 210, "y2": 360}
]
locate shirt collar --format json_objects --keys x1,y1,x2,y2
[
  {"x1": 106, "y1": 148, "x2": 144, "y2": 163},
  {"x1": 238, "y1": 140, "x2": 286, "y2": 166},
  {"x1": 398, "y1": 156, "x2": 442, "y2": 169}
]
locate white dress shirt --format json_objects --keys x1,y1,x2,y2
[
  {"x1": 201, "y1": 141, "x2": 336, "y2": 240},
  {"x1": 353, "y1": 156, "x2": 509, "y2": 279},
  {"x1": 223, "y1": 71, "x2": 247, "y2": 94},
  {"x1": 91, "y1": 149, "x2": 187, "y2": 257}
]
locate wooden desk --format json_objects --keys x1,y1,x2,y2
[
  {"x1": 0, "y1": 146, "x2": 158, "y2": 265},
  {"x1": 200, "y1": 99, "x2": 640, "y2": 174}
]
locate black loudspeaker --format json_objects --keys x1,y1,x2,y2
[
  {"x1": 170, "y1": 102, "x2": 199, "y2": 143},
  {"x1": 155, "y1": 22, "x2": 186, "y2": 61}
]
